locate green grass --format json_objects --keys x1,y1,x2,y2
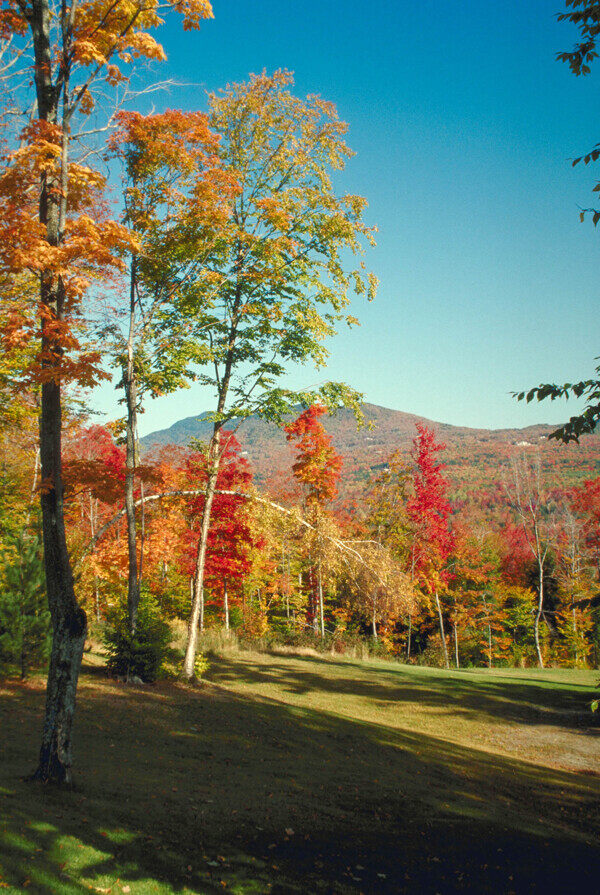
[{"x1": 0, "y1": 651, "x2": 599, "y2": 893}]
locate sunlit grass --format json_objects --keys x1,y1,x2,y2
[{"x1": 0, "y1": 651, "x2": 598, "y2": 893}]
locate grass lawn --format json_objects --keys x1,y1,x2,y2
[{"x1": 1, "y1": 650, "x2": 599, "y2": 893}]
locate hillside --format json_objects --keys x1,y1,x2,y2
[{"x1": 141, "y1": 403, "x2": 600, "y2": 500}]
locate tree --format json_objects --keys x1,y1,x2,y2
[
  {"x1": 553, "y1": 505, "x2": 596, "y2": 665},
  {"x1": 1, "y1": 0, "x2": 213, "y2": 784},
  {"x1": 444, "y1": 527, "x2": 498, "y2": 669},
  {"x1": 285, "y1": 405, "x2": 343, "y2": 637},
  {"x1": 366, "y1": 451, "x2": 415, "y2": 654},
  {"x1": 516, "y1": 2, "x2": 600, "y2": 441},
  {"x1": 285, "y1": 405, "x2": 343, "y2": 508},
  {"x1": 407, "y1": 424, "x2": 453, "y2": 668},
  {"x1": 503, "y1": 451, "x2": 555, "y2": 668},
  {"x1": 62, "y1": 424, "x2": 127, "y2": 621},
  {"x1": 343, "y1": 541, "x2": 411, "y2": 644},
  {"x1": 105, "y1": 109, "x2": 232, "y2": 635},
  {"x1": 182, "y1": 435, "x2": 253, "y2": 632},
  {"x1": 179, "y1": 70, "x2": 377, "y2": 678},
  {"x1": 0, "y1": 532, "x2": 50, "y2": 678}
]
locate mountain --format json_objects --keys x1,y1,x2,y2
[{"x1": 141, "y1": 403, "x2": 600, "y2": 500}]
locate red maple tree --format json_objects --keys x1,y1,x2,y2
[
  {"x1": 407, "y1": 424, "x2": 453, "y2": 578},
  {"x1": 407, "y1": 424, "x2": 454, "y2": 667},
  {"x1": 182, "y1": 434, "x2": 254, "y2": 627}
]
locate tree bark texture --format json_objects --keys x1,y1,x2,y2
[
  {"x1": 183, "y1": 431, "x2": 221, "y2": 678},
  {"x1": 29, "y1": 0, "x2": 88, "y2": 784},
  {"x1": 124, "y1": 257, "x2": 140, "y2": 634},
  {"x1": 534, "y1": 559, "x2": 545, "y2": 668},
  {"x1": 434, "y1": 590, "x2": 450, "y2": 669},
  {"x1": 318, "y1": 566, "x2": 325, "y2": 639}
]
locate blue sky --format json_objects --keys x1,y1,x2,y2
[{"x1": 93, "y1": 0, "x2": 600, "y2": 435}]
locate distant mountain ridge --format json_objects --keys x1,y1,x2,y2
[
  {"x1": 141, "y1": 403, "x2": 600, "y2": 498},
  {"x1": 141, "y1": 402, "x2": 555, "y2": 453}
]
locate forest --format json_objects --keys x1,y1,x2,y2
[
  {"x1": 1, "y1": 0, "x2": 600, "y2": 823},
  {"x1": 1, "y1": 2, "x2": 600, "y2": 892}
]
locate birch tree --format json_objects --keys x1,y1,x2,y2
[{"x1": 176, "y1": 71, "x2": 377, "y2": 678}]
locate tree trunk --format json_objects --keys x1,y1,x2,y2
[
  {"x1": 182, "y1": 432, "x2": 220, "y2": 678},
  {"x1": 29, "y1": 5, "x2": 88, "y2": 784},
  {"x1": 36, "y1": 372, "x2": 88, "y2": 785},
  {"x1": 307, "y1": 563, "x2": 318, "y2": 633},
  {"x1": 318, "y1": 565, "x2": 325, "y2": 639},
  {"x1": 224, "y1": 580, "x2": 229, "y2": 631},
  {"x1": 31, "y1": 609, "x2": 87, "y2": 785},
  {"x1": 434, "y1": 590, "x2": 450, "y2": 669},
  {"x1": 482, "y1": 593, "x2": 492, "y2": 668},
  {"x1": 534, "y1": 559, "x2": 545, "y2": 668},
  {"x1": 453, "y1": 621, "x2": 459, "y2": 669},
  {"x1": 406, "y1": 615, "x2": 412, "y2": 661},
  {"x1": 372, "y1": 607, "x2": 378, "y2": 641},
  {"x1": 124, "y1": 257, "x2": 140, "y2": 634},
  {"x1": 25, "y1": 448, "x2": 40, "y2": 529},
  {"x1": 139, "y1": 479, "x2": 146, "y2": 584},
  {"x1": 89, "y1": 495, "x2": 100, "y2": 622}
]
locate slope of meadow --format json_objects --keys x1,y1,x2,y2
[{"x1": 1, "y1": 651, "x2": 599, "y2": 893}]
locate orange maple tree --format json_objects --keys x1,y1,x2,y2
[{"x1": 1, "y1": 0, "x2": 214, "y2": 785}]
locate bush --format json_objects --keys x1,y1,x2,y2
[
  {"x1": 194, "y1": 652, "x2": 210, "y2": 678},
  {"x1": 104, "y1": 592, "x2": 171, "y2": 682}
]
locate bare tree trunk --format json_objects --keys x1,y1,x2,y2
[
  {"x1": 124, "y1": 257, "x2": 140, "y2": 634},
  {"x1": 307, "y1": 562, "x2": 318, "y2": 634},
  {"x1": 482, "y1": 593, "x2": 492, "y2": 668},
  {"x1": 507, "y1": 453, "x2": 549, "y2": 669},
  {"x1": 434, "y1": 590, "x2": 450, "y2": 669},
  {"x1": 183, "y1": 432, "x2": 220, "y2": 678},
  {"x1": 453, "y1": 621, "x2": 459, "y2": 668},
  {"x1": 534, "y1": 559, "x2": 545, "y2": 668},
  {"x1": 372, "y1": 606, "x2": 378, "y2": 641},
  {"x1": 318, "y1": 565, "x2": 325, "y2": 639},
  {"x1": 406, "y1": 615, "x2": 412, "y2": 661},
  {"x1": 224, "y1": 580, "x2": 229, "y2": 631},
  {"x1": 139, "y1": 479, "x2": 146, "y2": 585},
  {"x1": 89, "y1": 495, "x2": 100, "y2": 622},
  {"x1": 25, "y1": 448, "x2": 40, "y2": 530}
]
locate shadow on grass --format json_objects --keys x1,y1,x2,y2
[
  {"x1": 0, "y1": 667, "x2": 599, "y2": 894},
  {"x1": 207, "y1": 652, "x2": 600, "y2": 733}
]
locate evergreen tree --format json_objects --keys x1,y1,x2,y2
[{"x1": 0, "y1": 533, "x2": 51, "y2": 678}]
